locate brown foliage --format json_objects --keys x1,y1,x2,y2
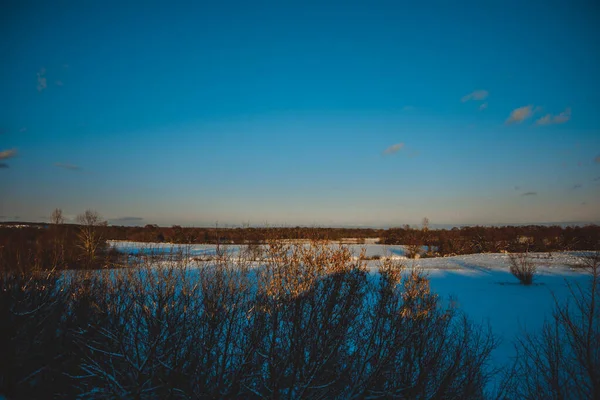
[{"x1": 1, "y1": 240, "x2": 498, "y2": 399}]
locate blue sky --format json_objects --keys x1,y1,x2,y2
[{"x1": 1, "y1": 1, "x2": 599, "y2": 227}]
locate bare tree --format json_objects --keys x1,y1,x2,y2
[
  {"x1": 422, "y1": 216, "x2": 430, "y2": 232},
  {"x1": 50, "y1": 208, "x2": 65, "y2": 268},
  {"x1": 51, "y1": 208, "x2": 64, "y2": 225},
  {"x1": 76, "y1": 210, "x2": 107, "y2": 268},
  {"x1": 422, "y1": 216, "x2": 433, "y2": 255}
]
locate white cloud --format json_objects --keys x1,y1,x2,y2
[
  {"x1": 383, "y1": 143, "x2": 404, "y2": 155},
  {"x1": 461, "y1": 90, "x2": 488, "y2": 102},
  {"x1": 37, "y1": 68, "x2": 47, "y2": 92},
  {"x1": 536, "y1": 115, "x2": 552, "y2": 125},
  {"x1": 536, "y1": 107, "x2": 571, "y2": 125},
  {"x1": 0, "y1": 148, "x2": 17, "y2": 160},
  {"x1": 506, "y1": 105, "x2": 533, "y2": 124},
  {"x1": 479, "y1": 102, "x2": 488, "y2": 111}
]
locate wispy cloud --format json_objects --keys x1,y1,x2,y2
[
  {"x1": 54, "y1": 162, "x2": 81, "y2": 171},
  {"x1": 461, "y1": 90, "x2": 488, "y2": 102},
  {"x1": 401, "y1": 106, "x2": 416, "y2": 112},
  {"x1": 383, "y1": 143, "x2": 405, "y2": 155},
  {"x1": 0, "y1": 148, "x2": 17, "y2": 160},
  {"x1": 479, "y1": 102, "x2": 488, "y2": 111},
  {"x1": 522, "y1": 191, "x2": 537, "y2": 196},
  {"x1": 55, "y1": 80, "x2": 63, "y2": 86},
  {"x1": 536, "y1": 107, "x2": 571, "y2": 125},
  {"x1": 594, "y1": 177, "x2": 600, "y2": 182},
  {"x1": 595, "y1": 155, "x2": 600, "y2": 163},
  {"x1": 19, "y1": 127, "x2": 27, "y2": 133},
  {"x1": 37, "y1": 68, "x2": 47, "y2": 92},
  {"x1": 572, "y1": 184, "x2": 582, "y2": 190},
  {"x1": 514, "y1": 186, "x2": 521, "y2": 191},
  {"x1": 506, "y1": 105, "x2": 533, "y2": 124},
  {"x1": 0, "y1": 163, "x2": 8, "y2": 169}
]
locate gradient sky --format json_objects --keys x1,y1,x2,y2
[{"x1": 1, "y1": 1, "x2": 599, "y2": 227}]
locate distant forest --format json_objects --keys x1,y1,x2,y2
[
  {"x1": 1, "y1": 222, "x2": 599, "y2": 272},
  {"x1": 105, "y1": 223, "x2": 600, "y2": 253}
]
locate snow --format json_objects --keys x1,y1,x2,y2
[
  {"x1": 108, "y1": 240, "x2": 593, "y2": 378},
  {"x1": 109, "y1": 240, "x2": 409, "y2": 260},
  {"x1": 427, "y1": 266, "x2": 588, "y2": 369}
]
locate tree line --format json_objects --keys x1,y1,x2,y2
[{"x1": 2, "y1": 211, "x2": 598, "y2": 273}]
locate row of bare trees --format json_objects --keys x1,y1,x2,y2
[
  {"x1": 382, "y1": 223, "x2": 600, "y2": 256},
  {"x1": 69, "y1": 221, "x2": 600, "y2": 254},
  {"x1": 103, "y1": 224, "x2": 385, "y2": 244},
  {"x1": 0, "y1": 209, "x2": 109, "y2": 272}
]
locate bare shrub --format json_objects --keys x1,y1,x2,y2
[
  {"x1": 347, "y1": 259, "x2": 499, "y2": 399},
  {"x1": 510, "y1": 251, "x2": 600, "y2": 399},
  {"x1": 76, "y1": 209, "x2": 108, "y2": 268},
  {"x1": 243, "y1": 241, "x2": 369, "y2": 398},
  {"x1": 508, "y1": 251, "x2": 536, "y2": 285},
  {"x1": 359, "y1": 254, "x2": 381, "y2": 260},
  {"x1": 406, "y1": 244, "x2": 422, "y2": 259},
  {"x1": 0, "y1": 269, "x2": 76, "y2": 398},
  {"x1": 243, "y1": 241, "x2": 263, "y2": 261},
  {"x1": 1, "y1": 239, "x2": 500, "y2": 399}
]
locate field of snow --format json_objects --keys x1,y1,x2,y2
[{"x1": 109, "y1": 240, "x2": 593, "y2": 378}]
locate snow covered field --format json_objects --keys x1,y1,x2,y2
[{"x1": 109, "y1": 240, "x2": 593, "y2": 377}]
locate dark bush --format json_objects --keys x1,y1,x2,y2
[
  {"x1": 0, "y1": 241, "x2": 499, "y2": 399},
  {"x1": 509, "y1": 252, "x2": 600, "y2": 399},
  {"x1": 508, "y1": 252, "x2": 536, "y2": 285}
]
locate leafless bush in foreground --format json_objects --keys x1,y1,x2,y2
[
  {"x1": 509, "y1": 251, "x2": 600, "y2": 399},
  {"x1": 0, "y1": 269, "x2": 77, "y2": 398},
  {"x1": 1, "y1": 240, "x2": 499, "y2": 399}
]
